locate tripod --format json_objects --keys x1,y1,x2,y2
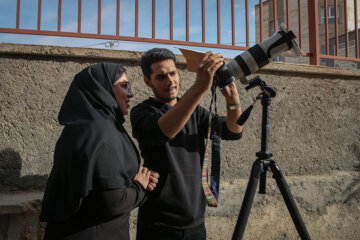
[{"x1": 231, "y1": 77, "x2": 311, "y2": 240}]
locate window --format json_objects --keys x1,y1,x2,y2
[
  {"x1": 321, "y1": 45, "x2": 326, "y2": 54},
  {"x1": 321, "y1": 6, "x2": 340, "y2": 24}
]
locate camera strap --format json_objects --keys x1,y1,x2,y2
[{"x1": 202, "y1": 82, "x2": 221, "y2": 207}]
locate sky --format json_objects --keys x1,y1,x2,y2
[{"x1": 0, "y1": 0, "x2": 262, "y2": 58}]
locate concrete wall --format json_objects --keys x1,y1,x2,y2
[{"x1": 0, "y1": 43, "x2": 359, "y2": 240}]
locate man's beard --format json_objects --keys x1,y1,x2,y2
[
  {"x1": 153, "y1": 90, "x2": 177, "y2": 103},
  {"x1": 150, "y1": 83, "x2": 179, "y2": 104}
]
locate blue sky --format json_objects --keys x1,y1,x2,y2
[{"x1": 0, "y1": 0, "x2": 260, "y2": 58}]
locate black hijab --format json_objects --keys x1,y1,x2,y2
[{"x1": 40, "y1": 62, "x2": 140, "y2": 222}]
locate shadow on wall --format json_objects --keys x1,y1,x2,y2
[
  {"x1": 343, "y1": 144, "x2": 360, "y2": 204},
  {"x1": 0, "y1": 148, "x2": 48, "y2": 192}
]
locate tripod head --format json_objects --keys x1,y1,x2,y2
[{"x1": 245, "y1": 76, "x2": 276, "y2": 98}]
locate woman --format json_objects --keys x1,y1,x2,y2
[{"x1": 40, "y1": 62, "x2": 159, "y2": 240}]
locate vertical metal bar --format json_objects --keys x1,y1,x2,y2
[
  {"x1": 231, "y1": 0, "x2": 235, "y2": 45},
  {"x1": 186, "y1": 0, "x2": 189, "y2": 41},
  {"x1": 308, "y1": 0, "x2": 320, "y2": 65},
  {"x1": 298, "y1": 0, "x2": 302, "y2": 49},
  {"x1": 16, "y1": 0, "x2": 21, "y2": 29},
  {"x1": 37, "y1": 0, "x2": 42, "y2": 30},
  {"x1": 152, "y1": 0, "x2": 156, "y2": 39},
  {"x1": 334, "y1": 0, "x2": 338, "y2": 56},
  {"x1": 116, "y1": 0, "x2": 119, "y2": 36},
  {"x1": 78, "y1": 0, "x2": 82, "y2": 33},
  {"x1": 325, "y1": 0, "x2": 329, "y2": 55},
  {"x1": 135, "y1": 0, "x2": 138, "y2": 37},
  {"x1": 286, "y1": 0, "x2": 290, "y2": 29},
  {"x1": 355, "y1": 0, "x2": 359, "y2": 58},
  {"x1": 98, "y1": 0, "x2": 101, "y2": 34},
  {"x1": 344, "y1": 0, "x2": 349, "y2": 57},
  {"x1": 58, "y1": 0, "x2": 62, "y2": 31},
  {"x1": 246, "y1": 0, "x2": 249, "y2": 46},
  {"x1": 273, "y1": 0, "x2": 277, "y2": 32},
  {"x1": 202, "y1": 0, "x2": 205, "y2": 43},
  {"x1": 170, "y1": 0, "x2": 173, "y2": 40},
  {"x1": 217, "y1": 0, "x2": 221, "y2": 44},
  {"x1": 259, "y1": 0, "x2": 263, "y2": 42}
]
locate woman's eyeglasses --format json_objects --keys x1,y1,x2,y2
[{"x1": 115, "y1": 82, "x2": 132, "y2": 95}]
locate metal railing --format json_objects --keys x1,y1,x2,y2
[{"x1": 0, "y1": 0, "x2": 359, "y2": 66}]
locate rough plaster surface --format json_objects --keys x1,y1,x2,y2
[{"x1": 0, "y1": 43, "x2": 359, "y2": 239}]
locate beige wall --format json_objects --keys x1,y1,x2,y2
[{"x1": 0, "y1": 43, "x2": 359, "y2": 240}]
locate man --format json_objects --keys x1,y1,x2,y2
[{"x1": 131, "y1": 48, "x2": 243, "y2": 240}]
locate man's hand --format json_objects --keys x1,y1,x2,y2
[
  {"x1": 219, "y1": 82, "x2": 240, "y2": 105},
  {"x1": 194, "y1": 51, "x2": 224, "y2": 93},
  {"x1": 219, "y1": 81, "x2": 243, "y2": 134}
]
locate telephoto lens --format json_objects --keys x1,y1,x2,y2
[{"x1": 215, "y1": 23, "x2": 301, "y2": 88}]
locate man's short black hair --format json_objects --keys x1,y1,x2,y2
[{"x1": 140, "y1": 48, "x2": 176, "y2": 79}]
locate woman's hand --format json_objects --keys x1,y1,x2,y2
[
  {"x1": 134, "y1": 166, "x2": 160, "y2": 191},
  {"x1": 134, "y1": 166, "x2": 151, "y2": 189},
  {"x1": 147, "y1": 171, "x2": 160, "y2": 191}
]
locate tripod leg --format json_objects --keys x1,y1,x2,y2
[
  {"x1": 232, "y1": 160, "x2": 263, "y2": 240},
  {"x1": 269, "y1": 161, "x2": 311, "y2": 240}
]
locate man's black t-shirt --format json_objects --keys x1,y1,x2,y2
[{"x1": 130, "y1": 97, "x2": 242, "y2": 230}]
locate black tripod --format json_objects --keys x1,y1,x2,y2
[{"x1": 231, "y1": 77, "x2": 311, "y2": 240}]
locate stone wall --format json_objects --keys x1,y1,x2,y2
[{"x1": 0, "y1": 43, "x2": 359, "y2": 240}]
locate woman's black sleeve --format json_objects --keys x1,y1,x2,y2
[{"x1": 94, "y1": 181, "x2": 147, "y2": 217}]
